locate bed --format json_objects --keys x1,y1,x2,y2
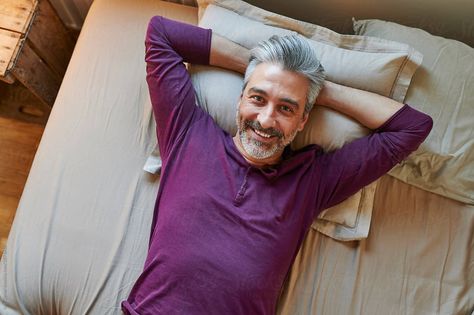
[{"x1": 1, "y1": 0, "x2": 473, "y2": 314}]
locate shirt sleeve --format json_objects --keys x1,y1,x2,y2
[
  {"x1": 314, "y1": 104, "x2": 433, "y2": 211},
  {"x1": 145, "y1": 16, "x2": 212, "y2": 161}
]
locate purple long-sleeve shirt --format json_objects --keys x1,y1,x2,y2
[{"x1": 122, "y1": 17, "x2": 433, "y2": 315}]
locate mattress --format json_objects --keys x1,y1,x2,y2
[{"x1": 0, "y1": 0, "x2": 473, "y2": 314}]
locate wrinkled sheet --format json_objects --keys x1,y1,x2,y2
[
  {"x1": 0, "y1": 0, "x2": 472, "y2": 314},
  {"x1": 278, "y1": 175, "x2": 474, "y2": 315}
]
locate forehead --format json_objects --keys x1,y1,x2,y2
[{"x1": 245, "y1": 63, "x2": 309, "y2": 106}]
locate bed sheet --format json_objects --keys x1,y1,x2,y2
[
  {"x1": 0, "y1": 0, "x2": 197, "y2": 314},
  {"x1": 0, "y1": 0, "x2": 472, "y2": 314},
  {"x1": 277, "y1": 175, "x2": 474, "y2": 315}
]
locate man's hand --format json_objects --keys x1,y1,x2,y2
[
  {"x1": 209, "y1": 34, "x2": 250, "y2": 74},
  {"x1": 316, "y1": 81, "x2": 404, "y2": 130}
]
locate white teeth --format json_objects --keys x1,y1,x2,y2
[{"x1": 254, "y1": 129, "x2": 271, "y2": 138}]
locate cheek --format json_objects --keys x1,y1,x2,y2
[
  {"x1": 238, "y1": 103, "x2": 255, "y2": 118},
  {"x1": 282, "y1": 121, "x2": 302, "y2": 138},
  {"x1": 236, "y1": 107, "x2": 248, "y2": 132},
  {"x1": 238, "y1": 105, "x2": 258, "y2": 125}
]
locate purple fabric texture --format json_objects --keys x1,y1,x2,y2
[{"x1": 122, "y1": 16, "x2": 433, "y2": 315}]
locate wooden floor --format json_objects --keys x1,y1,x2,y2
[{"x1": 0, "y1": 115, "x2": 44, "y2": 257}]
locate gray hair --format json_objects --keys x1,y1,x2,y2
[{"x1": 243, "y1": 35, "x2": 325, "y2": 114}]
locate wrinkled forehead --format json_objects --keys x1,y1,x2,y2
[{"x1": 244, "y1": 63, "x2": 309, "y2": 106}]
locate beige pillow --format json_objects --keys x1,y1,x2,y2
[
  {"x1": 354, "y1": 19, "x2": 474, "y2": 205},
  {"x1": 189, "y1": 0, "x2": 422, "y2": 240}
]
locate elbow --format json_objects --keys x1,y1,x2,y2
[
  {"x1": 145, "y1": 16, "x2": 166, "y2": 47},
  {"x1": 144, "y1": 16, "x2": 170, "y2": 64},
  {"x1": 390, "y1": 114, "x2": 434, "y2": 163},
  {"x1": 402, "y1": 115, "x2": 434, "y2": 158},
  {"x1": 420, "y1": 113, "x2": 434, "y2": 142}
]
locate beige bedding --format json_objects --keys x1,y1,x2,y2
[
  {"x1": 354, "y1": 19, "x2": 474, "y2": 205},
  {"x1": 0, "y1": 0, "x2": 472, "y2": 314},
  {"x1": 278, "y1": 175, "x2": 474, "y2": 315}
]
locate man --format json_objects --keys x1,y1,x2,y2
[{"x1": 122, "y1": 16, "x2": 432, "y2": 315}]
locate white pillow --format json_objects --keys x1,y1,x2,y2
[
  {"x1": 354, "y1": 19, "x2": 474, "y2": 205},
  {"x1": 194, "y1": 3, "x2": 422, "y2": 151},
  {"x1": 187, "y1": 0, "x2": 422, "y2": 240}
]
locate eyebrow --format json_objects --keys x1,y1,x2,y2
[{"x1": 248, "y1": 87, "x2": 300, "y2": 109}]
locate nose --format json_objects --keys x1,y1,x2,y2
[{"x1": 257, "y1": 105, "x2": 276, "y2": 129}]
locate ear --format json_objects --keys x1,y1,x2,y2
[{"x1": 297, "y1": 112, "x2": 309, "y2": 132}]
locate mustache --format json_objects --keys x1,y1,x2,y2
[{"x1": 244, "y1": 120, "x2": 283, "y2": 138}]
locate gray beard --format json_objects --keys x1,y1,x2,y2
[{"x1": 236, "y1": 114, "x2": 298, "y2": 161}]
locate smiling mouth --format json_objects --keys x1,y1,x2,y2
[
  {"x1": 250, "y1": 127, "x2": 280, "y2": 145},
  {"x1": 242, "y1": 120, "x2": 282, "y2": 142},
  {"x1": 253, "y1": 128, "x2": 273, "y2": 138}
]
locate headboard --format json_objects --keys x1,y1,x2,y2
[{"x1": 234, "y1": 0, "x2": 474, "y2": 47}]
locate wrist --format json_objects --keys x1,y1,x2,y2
[
  {"x1": 315, "y1": 80, "x2": 340, "y2": 107},
  {"x1": 210, "y1": 34, "x2": 250, "y2": 74}
]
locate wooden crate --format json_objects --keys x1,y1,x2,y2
[{"x1": 0, "y1": 0, "x2": 75, "y2": 121}]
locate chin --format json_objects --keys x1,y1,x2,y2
[{"x1": 240, "y1": 130, "x2": 282, "y2": 160}]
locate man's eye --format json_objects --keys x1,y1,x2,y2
[
  {"x1": 281, "y1": 105, "x2": 293, "y2": 113},
  {"x1": 251, "y1": 95, "x2": 264, "y2": 103}
]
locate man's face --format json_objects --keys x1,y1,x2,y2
[{"x1": 234, "y1": 63, "x2": 310, "y2": 166}]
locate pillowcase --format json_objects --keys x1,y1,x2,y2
[
  {"x1": 354, "y1": 19, "x2": 474, "y2": 205},
  {"x1": 187, "y1": 0, "x2": 422, "y2": 240}
]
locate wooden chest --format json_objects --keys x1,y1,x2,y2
[{"x1": 0, "y1": 0, "x2": 75, "y2": 120}]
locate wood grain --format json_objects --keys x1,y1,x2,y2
[
  {"x1": 11, "y1": 41, "x2": 59, "y2": 111},
  {"x1": 0, "y1": 29, "x2": 21, "y2": 77},
  {"x1": 0, "y1": 81, "x2": 49, "y2": 124},
  {"x1": 0, "y1": 0, "x2": 36, "y2": 34},
  {"x1": 28, "y1": 0, "x2": 74, "y2": 80},
  {"x1": 0, "y1": 116, "x2": 44, "y2": 256}
]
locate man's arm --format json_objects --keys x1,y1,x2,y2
[
  {"x1": 209, "y1": 34, "x2": 250, "y2": 74},
  {"x1": 146, "y1": 17, "x2": 249, "y2": 161},
  {"x1": 312, "y1": 85, "x2": 433, "y2": 211},
  {"x1": 316, "y1": 80, "x2": 405, "y2": 129},
  {"x1": 205, "y1": 33, "x2": 433, "y2": 214},
  {"x1": 145, "y1": 16, "x2": 211, "y2": 160}
]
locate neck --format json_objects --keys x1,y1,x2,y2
[{"x1": 232, "y1": 135, "x2": 282, "y2": 168}]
